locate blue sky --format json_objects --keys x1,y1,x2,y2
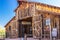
[
  {"x1": 0, "y1": 0, "x2": 60, "y2": 28},
  {"x1": 0, "y1": 0, "x2": 18, "y2": 28}
]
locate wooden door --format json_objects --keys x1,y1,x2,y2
[{"x1": 32, "y1": 14, "x2": 42, "y2": 38}]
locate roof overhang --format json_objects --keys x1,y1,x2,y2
[
  {"x1": 4, "y1": 16, "x2": 15, "y2": 27},
  {"x1": 15, "y1": 0, "x2": 60, "y2": 15}
]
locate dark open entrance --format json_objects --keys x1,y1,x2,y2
[{"x1": 18, "y1": 17, "x2": 32, "y2": 38}]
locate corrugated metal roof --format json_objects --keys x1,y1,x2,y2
[
  {"x1": 18, "y1": 0, "x2": 28, "y2": 1},
  {"x1": 18, "y1": 0, "x2": 36, "y2": 2}
]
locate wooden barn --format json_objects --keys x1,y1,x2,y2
[{"x1": 5, "y1": 0, "x2": 60, "y2": 40}]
